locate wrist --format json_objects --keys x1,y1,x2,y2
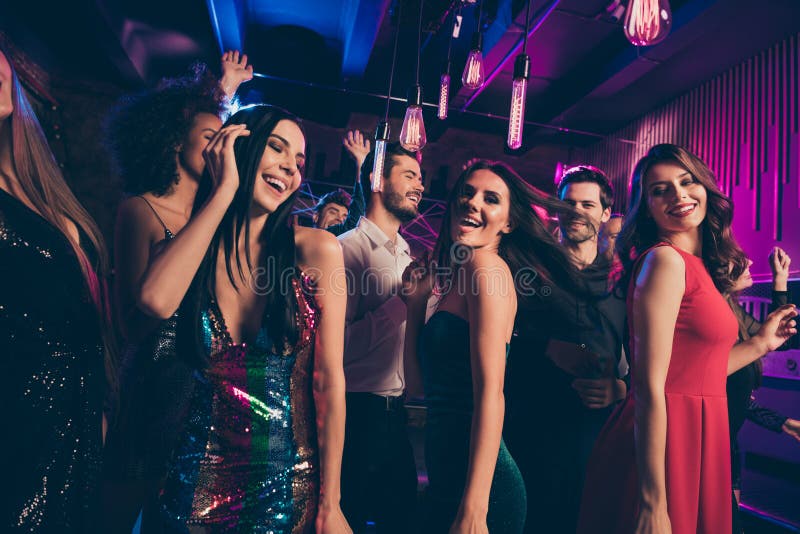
[{"x1": 774, "y1": 278, "x2": 788, "y2": 292}]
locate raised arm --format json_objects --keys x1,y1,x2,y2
[
  {"x1": 138, "y1": 125, "x2": 249, "y2": 319},
  {"x1": 631, "y1": 246, "x2": 684, "y2": 533},
  {"x1": 299, "y1": 228, "x2": 351, "y2": 533},
  {"x1": 219, "y1": 50, "x2": 254, "y2": 100},
  {"x1": 453, "y1": 252, "x2": 516, "y2": 533},
  {"x1": 326, "y1": 131, "x2": 370, "y2": 236},
  {"x1": 728, "y1": 304, "x2": 797, "y2": 374}
]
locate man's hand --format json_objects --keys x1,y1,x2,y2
[
  {"x1": 220, "y1": 50, "x2": 254, "y2": 98},
  {"x1": 343, "y1": 130, "x2": 371, "y2": 172},
  {"x1": 572, "y1": 377, "x2": 626, "y2": 409}
]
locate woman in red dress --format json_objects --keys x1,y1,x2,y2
[{"x1": 576, "y1": 144, "x2": 797, "y2": 534}]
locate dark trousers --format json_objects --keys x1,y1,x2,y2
[{"x1": 341, "y1": 392, "x2": 418, "y2": 534}]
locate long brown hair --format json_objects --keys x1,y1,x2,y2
[
  {"x1": 1, "y1": 45, "x2": 116, "y2": 397},
  {"x1": 617, "y1": 144, "x2": 747, "y2": 294}
]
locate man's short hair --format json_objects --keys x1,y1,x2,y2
[
  {"x1": 359, "y1": 142, "x2": 421, "y2": 200},
  {"x1": 314, "y1": 188, "x2": 352, "y2": 214},
  {"x1": 556, "y1": 165, "x2": 614, "y2": 209}
]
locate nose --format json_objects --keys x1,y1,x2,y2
[{"x1": 280, "y1": 156, "x2": 298, "y2": 177}]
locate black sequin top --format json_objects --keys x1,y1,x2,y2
[{"x1": 0, "y1": 187, "x2": 104, "y2": 533}]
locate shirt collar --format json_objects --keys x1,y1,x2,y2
[{"x1": 357, "y1": 216, "x2": 411, "y2": 255}]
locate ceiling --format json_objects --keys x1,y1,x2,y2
[{"x1": 4, "y1": 0, "x2": 800, "y2": 150}]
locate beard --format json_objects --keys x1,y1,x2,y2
[
  {"x1": 559, "y1": 219, "x2": 597, "y2": 244},
  {"x1": 383, "y1": 188, "x2": 418, "y2": 223}
]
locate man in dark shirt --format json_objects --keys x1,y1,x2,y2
[{"x1": 505, "y1": 165, "x2": 627, "y2": 534}]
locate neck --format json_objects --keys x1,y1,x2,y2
[
  {"x1": 561, "y1": 236, "x2": 598, "y2": 270},
  {"x1": 660, "y1": 228, "x2": 703, "y2": 257},
  {"x1": 171, "y1": 167, "x2": 201, "y2": 219},
  {"x1": 366, "y1": 200, "x2": 401, "y2": 243}
]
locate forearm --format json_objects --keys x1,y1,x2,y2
[
  {"x1": 634, "y1": 387, "x2": 668, "y2": 508},
  {"x1": 138, "y1": 189, "x2": 233, "y2": 318},
  {"x1": 728, "y1": 336, "x2": 769, "y2": 375},
  {"x1": 313, "y1": 364, "x2": 347, "y2": 504},
  {"x1": 460, "y1": 389, "x2": 505, "y2": 514}
]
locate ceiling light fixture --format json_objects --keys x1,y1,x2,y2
[
  {"x1": 507, "y1": 0, "x2": 532, "y2": 150},
  {"x1": 623, "y1": 0, "x2": 672, "y2": 46},
  {"x1": 461, "y1": 0, "x2": 485, "y2": 90},
  {"x1": 399, "y1": 0, "x2": 427, "y2": 151}
]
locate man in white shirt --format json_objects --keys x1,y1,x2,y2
[{"x1": 338, "y1": 141, "x2": 423, "y2": 533}]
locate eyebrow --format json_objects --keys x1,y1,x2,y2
[
  {"x1": 649, "y1": 171, "x2": 691, "y2": 187},
  {"x1": 270, "y1": 133, "x2": 306, "y2": 160},
  {"x1": 401, "y1": 169, "x2": 419, "y2": 178},
  {"x1": 201, "y1": 128, "x2": 218, "y2": 134}
]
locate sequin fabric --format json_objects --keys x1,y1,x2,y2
[
  {"x1": 0, "y1": 188, "x2": 104, "y2": 533},
  {"x1": 160, "y1": 274, "x2": 320, "y2": 533}
]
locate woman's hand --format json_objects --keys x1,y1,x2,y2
[
  {"x1": 202, "y1": 124, "x2": 250, "y2": 196},
  {"x1": 634, "y1": 505, "x2": 672, "y2": 534},
  {"x1": 449, "y1": 509, "x2": 489, "y2": 534},
  {"x1": 343, "y1": 130, "x2": 371, "y2": 171},
  {"x1": 754, "y1": 304, "x2": 798, "y2": 353},
  {"x1": 220, "y1": 50, "x2": 254, "y2": 98},
  {"x1": 770, "y1": 247, "x2": 792, "y2": 291},
  {"x1": 400, "y1": 252, "x2": 435, "y2": 306},
  {"x1": 315, "y1": 500, "x2": 352, "y2": 534},
  {"x1": 782, "y1": 418, "x2": 800, "y2": 441}
]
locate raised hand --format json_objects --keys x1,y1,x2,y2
[
  {"x1": 769, "y1": 247, "x2": 792, "y2": 290},
  {"x1": 220, "y1": 50, "x2": 254, "y2": 98},
  {"x1": 202, "y1": 124, "x2": 250, "y2": 196},
  {"x1": 782, "y1": 418, "x2": 800, "y2": 442},
  {"x1": 342, "y1": 130, "x2": 371, "y2": 171}
]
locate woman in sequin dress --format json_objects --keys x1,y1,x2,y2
[
  {"x1": 402, "y1": 161, "x2": 582, "y2": 533},
  {"x1": 102, "y1": 53, "x2": 253, "y2": 533},
  {"x1": 135, "y1": 105, "x2": 350, "y2": 533},
  {"x1": 0, "y1": 44, "x2": 113, "y2": 532}
]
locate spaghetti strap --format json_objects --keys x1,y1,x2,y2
[{"x1": 136, "y1": 195, "x2": 175, "y2": 239}]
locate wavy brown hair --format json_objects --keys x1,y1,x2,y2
[
  {"x1": 431, "y1": 160, "x2": 583, "y2": 307},
  {"x1": 617, "y1": 143, "x2": 747, "y2": 294}
]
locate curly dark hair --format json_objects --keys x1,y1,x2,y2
[
  {"x1": 617, "y1": 143, "x2": 747, "y2": 295},
  {"x1": 557, "y1": 164, "x2": 615, "y2": 209},
  {"x1": 314, "y1": 188, "x2": 352, "y2": 214},
  {"x1": 106, "y1": 63, "x2": 225, "y2": 196}
]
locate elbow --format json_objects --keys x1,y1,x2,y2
[{"x1": 137, "y1": 285, "x2": 177, "y2": 320}]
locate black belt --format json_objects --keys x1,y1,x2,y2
[{"x1": 347, "y1": 392, "x2": 405, "y2": 411}]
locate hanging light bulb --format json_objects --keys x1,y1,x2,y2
[
  {"x1": 507, "y1": 54, "x2": 530, "y2": 150},
  {"x1": 399, "y1": 85, "x2": 427, "y2": 151},
  {"x1": 371, "y1": 122, "x2": 389, "y2": 192},
  {"x1": 438, "y1": 62, "x2": 451, "y2": 120},
  {"x1": 462, "y1": 33, "x2": 485, "y2": 90},
  {"x1": 623, "y1": 0, "x2": 672, "y2": 46}
]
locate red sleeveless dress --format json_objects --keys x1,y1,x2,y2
[{"x1": 577, "y1": 244, "x2": 738, "y2": 534}]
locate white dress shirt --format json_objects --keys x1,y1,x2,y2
[{"x1": 338, "y1": 217, "x2": 412, "y2": 396}]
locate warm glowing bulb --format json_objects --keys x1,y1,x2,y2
[
  {"x1": 507, "y1": 54, "x2": 530, "y2": 150},
  {"x1": 438, "y1": 73, "x2": 450, "y2": 120},
  {"x1": 371, "y1": 139, "x2": 386, "y2": 192},
  {"x1": 507, "y1": 77, "x2": 527, "y2": 150},
  {"x1": 462, "y1": 48, "x2": 485, "y2": 89},
  {"x1": 623, "y1": 0, "x2": 672, "y2": 46},
  {"x1": 399, "y1": 105, "x2": 427, "y2": 151}
]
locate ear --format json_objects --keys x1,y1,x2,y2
[
  {"x1": 501, "y1": 220, "x2": 515, "y2": 234},
  {"x1": 601, "y1": 207, "x2": 611, "y2": 223}
]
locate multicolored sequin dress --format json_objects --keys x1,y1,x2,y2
[
  {"x1": 159, "y1": 274, "x2": 320, "y2": 533},
  {"x1": 0, "y1": 188, "x2": 104, "y2": 532}
]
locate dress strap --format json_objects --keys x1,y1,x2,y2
[{"x1": 136, "y1": 195, "x2": 175, "y2": 240}]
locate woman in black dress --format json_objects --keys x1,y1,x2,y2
[{"x1": 0, "y1": 44, "x2": 112, "y2": 532}]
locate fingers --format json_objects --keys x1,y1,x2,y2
[{"x1": 240, "y1": 53, "x2": 248, "y2": 66}]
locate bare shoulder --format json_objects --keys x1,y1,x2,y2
[
  {"x1": 295, "y1": 226, "x2": 343, "y2": 265},
  {"x1": 636, "y1": 245, "x2": 686, "y2": 290},
  {"x1": 465, "y1": 248, "x2": 512, "y2": 277},
  {"x1": 115, "y1": 196, "x2": 163, "y2": 240}
]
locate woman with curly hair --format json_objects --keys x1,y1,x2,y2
[
  {"x1": 102, "y1": 52, "x2": 252, "y2": 532},
  {"x1": 0, "y1": 44, "x2": 113, "y2": 532},
  {"x1": 576, "y1": 144, "x2": 797, "y2": 534}
]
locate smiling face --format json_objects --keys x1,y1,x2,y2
[
  {"x1": 178, "y1": 112, "x2": 222, "y2": 180},
  {"x1": 557, "y1": 181, "x2": 610, "y2": 244},
  {"x1": 450, "y1": 169, "x2": 512, "y2": 250},
  {"x1": 730, "y1": 259, "x2": 754, "y2": 293},
  {"x1": 381, "y1": 153, "x2": 423, "y2": 223},
  {"x1": 251, "y1": 119, "x2": 306, "y2": 214},
  {"x1": 600, "y1": 216, "x2": 623, "y2": 257},
  {"x1": 644, "y1": 162, "x2": 708, "y2": 237},
  {"x1": 0, "y1": 49, "x2": 14, "y2": 123}
]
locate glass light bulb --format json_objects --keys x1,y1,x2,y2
[
  {"x1": 507, "y1": 76, "x2": 527, "y2": 150},
  {"x1": 371, "y1": 139, "x2": 386, "y2": 192},
  {"x1": 438, "y1": 73, "x2": 450, "y2": 120},
  {"x1": 623, "y1": 0, "x2": 672, "y2": 46},
  {"x1": 399, "y1": 105, "x2": 427, "y2": 151},
  {"x1": 462, "y1": 49, "x2": 485, "y2": 89}
]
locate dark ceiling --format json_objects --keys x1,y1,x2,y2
[{"x1": 4, "y1": 0, "x2": 800, "y2": 150}]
